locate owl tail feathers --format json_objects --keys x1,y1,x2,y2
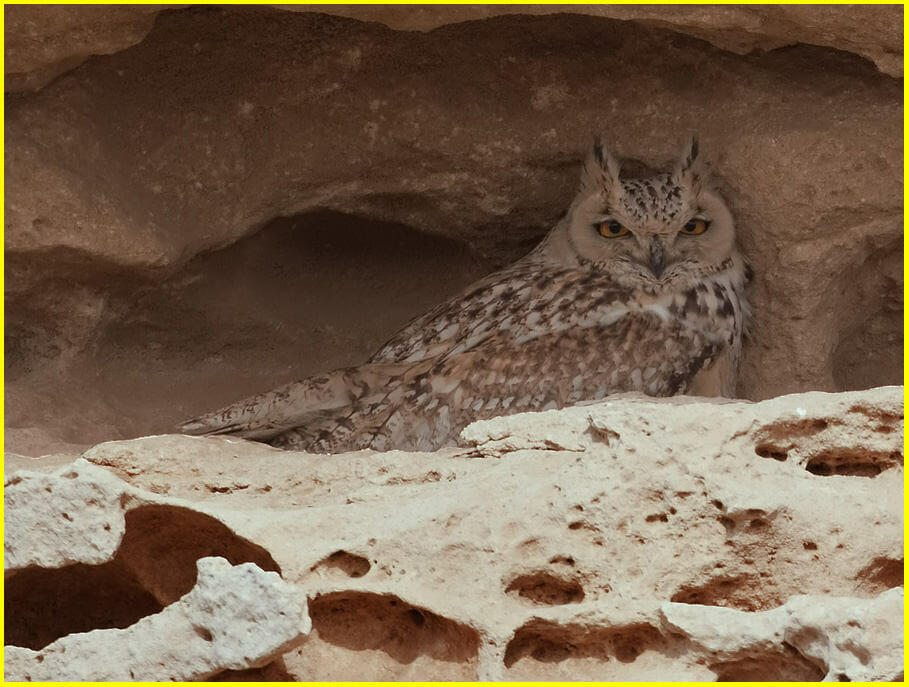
[{"x1": 177, "y1": 363, "x2": 414, "y2": 441}]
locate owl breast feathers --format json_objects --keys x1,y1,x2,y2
[{"x1": 180, "y1": 138, "x2": 751, "y2": 453}]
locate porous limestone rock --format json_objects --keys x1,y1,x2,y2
[
  {"x1": 4, "y1": 556, "x2": 310, "y2": 682},
  {"x1": 4, "y1": 387, "x2": 902, "y2": 681},
  {"x1": 4, "y1": 5, "x2": 902, "y2": 456},
  {"x1": 4, "y1": 462, "x2": 131, "y2": 569}
]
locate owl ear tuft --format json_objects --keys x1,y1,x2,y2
[
  {"x1": 673, "y1": 136, "x2": 704, "y2": 196},
  {"x1": 581, "y1": 137, "x2": 622, "y2": 195}
]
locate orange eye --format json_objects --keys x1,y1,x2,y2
[
  {"x1": 597, "y1": 220, "x2": 630, "y2": 238},
  {"x1": 682, "y1": 218, "x2": 709, "y2": 235}
]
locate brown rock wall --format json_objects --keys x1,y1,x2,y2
[
  {"x1": 4, "y1": 4, "x2": 176, "y2": 91},
  {"x1": 3, "y1": 5, "x2": 903, "y2": 453},
  {"x1": 5, "y1": 4, "x2": 902, "y2": 90}
]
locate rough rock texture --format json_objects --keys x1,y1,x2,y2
[
  {"x1": 4, "y1": 388, "x2": 903, "y2": 681},
  {"x1": 4, "y1": 556, "x2": 309, "y2": 682},
  {"x1": 297, "y1": 4, "x2": 905, "y2": 77},
  {"x1": 4, "y1": 5, "x2": 902, "y2": 455},
  {"x1": 5, "y1": 4, "x2": 902, "y2": 86},
  {"x1": 3, "y1": 4, "x2": 176, "y2": 91}
]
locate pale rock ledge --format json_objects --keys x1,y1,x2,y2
[{"x1": 3, "y1": 386, "x2": 903, "y2": 681}]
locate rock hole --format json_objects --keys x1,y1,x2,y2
[
  {"x1": 752, "y1": 412, "x2": 902, "y2": 478},
  {"x1": 4, "y1": 504, "x2": 280, "y2": 650},
  {"x1": 504, "y1": 571, "x2": 585, "y2": 605},
  {"x1": 4, "y1": 559, "x2": 164, "y2": 651},
  {"x1": 306, "y1": 591, "x2": 479, "y2": 680},
  {"x1": 711, "y1": 499, "x2": 724, "y2": 510},
  {"x1": 807, "y1": 461, "x2": 832, "y2": 476},
  {"x1": 310, "y1": 550, "x2": 371, "y2": 578},
  {"x1": 853, "y1": 557, "x2": 903, "y2": 593},
  {"x1": 755, "y1": 444, "x2": 789, "y2": 461},
  {"x1": 567, "y1": 520, "x2": 584, "y2": 530},
  {"x1": 504, "y1": 620, "x2": 664, "y2": 671},
  {"x1": 194, "y1": 625, "x2": 214, "y2": 642},
  {"x1": 805, "y1": 449, "x2": 898, "y2": 477},
  {"x1": 614, "y1": 638, "x2": 643, "y2": 663},
  {"x1": 670, "y1": 573, "x2": 777, "y2": 611},
  {"x1": 802, "y1": 541, "x2": 818, "y2": 550},
  {"x1": 710, "y1": 644, "x2": 825, "y2": 681},
  {"x1": 747, "y1": 518, "x2": 767, "y2": 531},
  {"x1": 548, "y1": 555, "x2": 575, "y2": 566},
  {"x1": 645, "y1": 513, "x2": 669, "y2": 523},
  {"x1": 717, "y1": 516, "x2": 736, "y2": 533}
]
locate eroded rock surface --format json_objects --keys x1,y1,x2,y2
[
  {"x1": 4, "y1": 5, "x2": 903, "y2": 455},
  {"x1": 4, "y1": 388, "x2": 903, "y2": 681}
]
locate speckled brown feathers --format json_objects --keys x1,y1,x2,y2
[{"x1": 180, "y1": 139, "x2": 751, "y2": 453}]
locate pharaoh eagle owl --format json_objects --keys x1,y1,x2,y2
[{"x1": 181, "y1": 138, "x2": 751, "y2": 453}]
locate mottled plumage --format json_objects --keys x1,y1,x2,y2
[{"x1": 180, "y1": 138, "x2": 751, "y2": 453}]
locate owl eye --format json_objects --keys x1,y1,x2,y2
[
  {"x1": 596, "y1": 220, "x2": 630, "y2": 238},
  {"x1": 681, "y1": 218, "x2": 710, "y2": 235}
]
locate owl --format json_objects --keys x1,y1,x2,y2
[{"x1": 180, "y1": 138, "x2": 751, "y2": 453}]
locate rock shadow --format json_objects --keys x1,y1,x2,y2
[{"x1": 5, "y1": 504, "x2": 280, "y2": 650}]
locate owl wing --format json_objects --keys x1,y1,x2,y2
[
  {"x1": 178, "y1": 362, "x2": 418, "y2": 440},
  {"x1": 369, "y1": 260, "x2": 586, "y2": 365},
  {"x1": 428, "y1": 306, "x2": 727, "y2": 402},
  {"x1": 282, "y1": 309, "x2": 725, "y2": 453}
]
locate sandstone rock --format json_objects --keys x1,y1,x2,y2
[
  {"x1": 4, "y1": 6, "x2": 902, "y2": 455},
  {"x1": 4, "y1": 556, "x2": 310, "y2": 682},
  {"x1": 3, "y1": 4, "x2": 177, "y2": 91},
  {"x1": 4, "y1": 388, "x2": 902, "y2": 680}
]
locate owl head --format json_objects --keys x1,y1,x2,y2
[{"x1": 548, "y1": 138, "x2": 739, "y2": 287}]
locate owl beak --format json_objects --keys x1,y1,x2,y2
[{"x1": 649, "y1": 238, "x2": 666, "y2": 278}]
